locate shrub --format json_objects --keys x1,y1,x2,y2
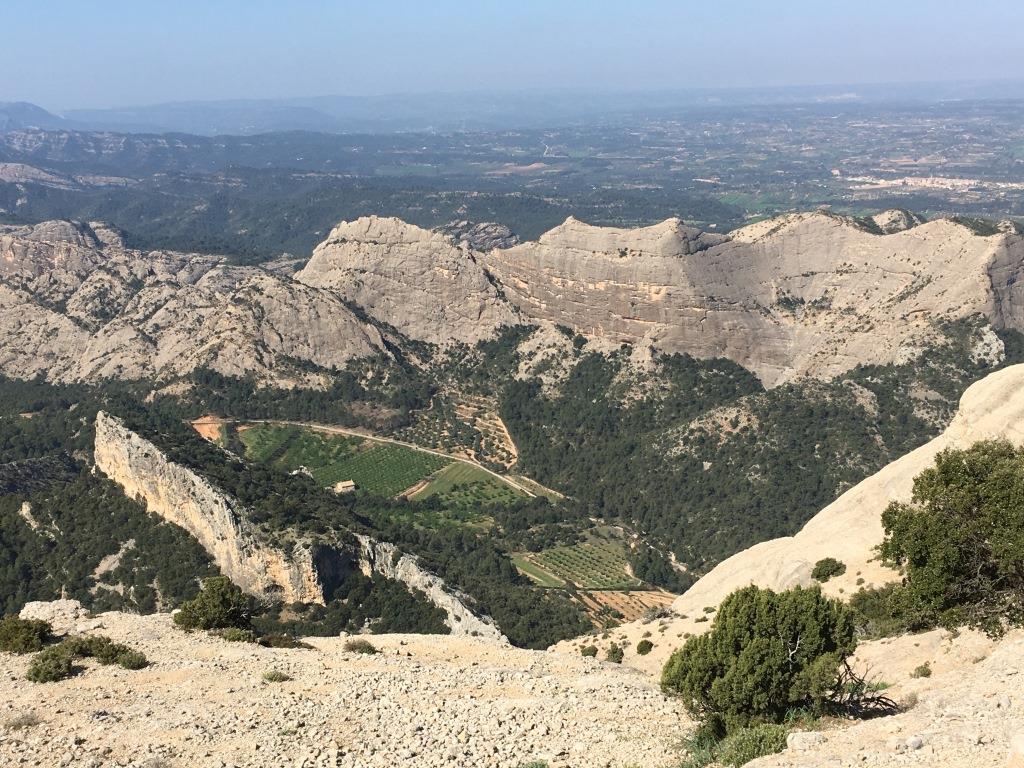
[
  {"x1": 715, "y1": 723, "x2": 788, "y2": 766},
  {"x1": 115, "y1": 649, "x2": 148, "y2": 670},
  {"x1": 879, "y1": 441, "x2": 1024, "y2": 636},
  {"x1": 636, "y1": 639, "x2": 654, "y2": 655},
  {"x1": 605, "y1": 643, "x2": 623, "y2": 663},
  {"x1": 61, "y1": 635, "x2": 147, "y2": 669},
  {"x1": 3, "y1": 712, "x2": 41, "y2": 730},
  {"x1": 213, "y1": 627, "x2": 258, "y2": 643},
  {"x1": 26, "y1": 645, "x2": 75, "y2": 683},
  {"x1": 173, "y1": 576, "x2": 251, "y2": 631},
  {"x1": 580, "y1": 644, "x2": 598, "y2": 657},
  {"x1": 911, "y1": 662, "x2": 932, "y2": 678},
  {"x1": 258, "y1": 633, "x2": 312, "y2": 649},
  {"x1": 811, "y1": 558, "x2": 847, "y2": 583},
  {"x1": 262, "y1": 669, "x2": 291, "y2": 682},
  {"x1": 849, "y1": 584, "x2": 906, "y2": 639},
  {"x1": 661, "y1": 585, "x2": 856, "y2": 731},
  {"x1": 0, "y1": 616, "x2": 52, "y2": 654},
  {"x1": 344, "y1": 638, "x2": 378, "y2": 654}
]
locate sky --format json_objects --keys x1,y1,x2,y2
[{"x1": 3, "y1": 0, "x2": 1023, "y2": 110}]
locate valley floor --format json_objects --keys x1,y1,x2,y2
[{"x1": 0, "y1": 611, "x2": 687, "y2": 768}]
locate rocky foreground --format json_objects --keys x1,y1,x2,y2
[
  {"x1": 2, "y1": 602, "x2": 1024, "y2": 767},
  {"x1": 0, "y1": 605, "x2": 686, "y2": 768}
]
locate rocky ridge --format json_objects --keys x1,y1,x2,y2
[
  {"x1": 0, "y1": 220, "x2": 387, "y2": 387},
  {"x1": 4, "y1": 212, "x2": 1024, "y2": 388},
  {"x1": 94, "y1": 411, "x2": 326, "y2": 604},
  {"x1": 302, "y1": 212, "x2": 1024, "y2": 386}
]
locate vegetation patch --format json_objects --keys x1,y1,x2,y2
[
  {"x1": 877, "y1": 440, "x2": 1024, "y2": 637},
  {"x1": 0, "y1": 616, "x2": 52, "y2": 654},
  {"x1": 173, "y1": 577, "x2": 252, "y2": 632},
  {"x1": 344, "y1": 638, "x2": 379, "y2": 654},
  {"x1": 811, "y1": 557, "x2": 847, "y2": 583}
]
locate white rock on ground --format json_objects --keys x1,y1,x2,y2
[{"x1": 0, "y1": 610, "x2": 687, "y2": 768}]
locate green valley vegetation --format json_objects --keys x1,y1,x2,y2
[{"x1": 496, "y1": 319, "x2": 1024, "y2": 573}]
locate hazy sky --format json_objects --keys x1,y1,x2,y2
[{"x1": 4, "y1": 0, "x2": 1023, "y2": 110}]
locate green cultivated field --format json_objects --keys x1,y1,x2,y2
[
  {"x1": 524, "y1": 540, "x2": 641, "y2": 590},
  {"x1": 412, "y1": 462, "x2": 523, "y2": 507},
  {"x1": 238, "y1": 424, "x2": 448, "y2": 497}
]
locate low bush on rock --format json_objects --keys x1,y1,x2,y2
[
  {"x1": 605, "y1": 643, "x2": 623, "y2": 663},
  {"x1": 0, "y1": 616, "x2": 52, "y2": 654},
  {"x1": 62, "y1": 635, "x2": 147, "y2": 669},
  {"x1": 344, "y1": 638, "x2": 378, "y2": 654},
  {"x1": 911, "y1": 662, "x2": 932, "y2": 679},
  {"x1": 715, "y1": 723, "x2": 789, "y2": 766},
  {"x1": 636, "y1": 639, "x2": 654, "y2": 655},
  {"x1": 26, "y1": 645, "x2": 75, "y2": 682},
  {"x1": 173, "y1": 576, "x2": 251, "y2": 631},
  {"x1": 258, "y1": 633, "x2": 313, "y2": 649},
  {"x1": 811, "y1": 557, "x2": 847, "y2": 583},
  {"x1": 213, "y1": 627, "x2": 258, "y2": 643},
  {"x1": 662, "y1": 585, "x2": 857, "y2": 731},
  {"x1": 24, "y1": 635, "x2": 147, "y2": 682},
  {"x1": 580, "y1": 644, "x2": 598, "y2": 657},
  {"x1": 262, "y1": 669, "x2": 291, "y2": 682}
]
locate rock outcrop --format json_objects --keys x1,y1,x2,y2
[
  {"x1": 356, "y1": 536, "x2": 506, "y2": 642},
  {"x1": 93, "y1": 411, "x2": 327, "y2": 604},
  {"x1": 0, "y1": 220, "x2": 388, "y2": 386},
  {"x1": 481, "y1": 213, "x2": 1024, "y2": 386},
  {"x1": 297, "y1": 216, "x2": 519, "y2": 345},
  {"x1": 293, "y1": 212, "x2": 1024, "y2": 386}
]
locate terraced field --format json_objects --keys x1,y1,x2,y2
[{"x1": 517, "y1": 540, "x2": 641, "y2": 590}]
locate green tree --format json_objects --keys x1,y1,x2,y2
[
  {"x1": 879, "y1": 440, "x2": 1024, "y2": 635},
  {"x1": 661, "y1": 585, "x2": 855, "y2": 731},
  {"x1": 173, "y1": 576, "x2": 252, "y2": 631}
]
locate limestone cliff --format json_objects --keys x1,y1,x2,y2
[
  {"x1": 482, "y1": 213, "x2": 1024, "y2": 386},
  {"x1": 296, "y1": 216, "x2": 519, "y2": 345},
  {"x1": 290, "y1": 212, "x2": 1024, "y2": 386},
  {"x1": 356, "y1": 535, "x2": 507, "y2": 642},
  {"x1": 93, "y1": 411, "x2": 326, "y2": 604}
]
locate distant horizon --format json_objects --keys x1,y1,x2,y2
[
  {"x1": 5, "y1": 76, "x2": 1024, "y2": 118},
  {"x1": 3, "y1": 0, "x2": 1022, "y2": 111}
]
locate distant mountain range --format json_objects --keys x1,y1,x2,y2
[{"x1": 6, "y1": 80, "x2": 1024, "y2": 136}]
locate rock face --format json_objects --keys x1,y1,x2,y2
[
  {"x1": 0, "y1": 220, "x2": 388, "y2": 386},
  {"x1": 481, "y1": 213, "x2": 1024, "y2": 386},
  {"x1": 93, "y1": 411, "x2": 327, "y2": 604},
  {"x1": 357, "y1": 536, "x2": 506, "y2": 642},
  {"x1": 296, "y1": 216, "x2": 519, "y2": 345},
  {"x1": 5, "y1": 212, "x2": 1024, "y2": 388}
]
